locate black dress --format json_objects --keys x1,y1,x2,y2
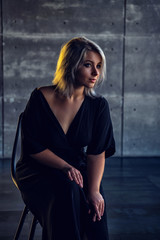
[{"x1": 16, "y1": 88, "x2": 115, "y2": 240}]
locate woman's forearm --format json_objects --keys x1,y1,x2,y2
[
  {"x1": 30, "y1": 149, "x2": 83, "y2": 188},
  {"x1": 87, "y1": 152, "x2": 105, "y2": 193},
  {"x1": 30, "y1": 149, "x2": 70, "y2": 170}
]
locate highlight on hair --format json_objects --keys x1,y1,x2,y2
[{"x1": 52, "y1": 36, "x2": 106, "y2": 97}]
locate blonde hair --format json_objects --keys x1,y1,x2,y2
[{"x1": 52, "y1": 37, "x2": 106, "y2": 97}]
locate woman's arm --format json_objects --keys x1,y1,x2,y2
[
  {"x1": 87, "y1": 151, "x2": 105, "y2": 222},
  {"x1": 30, "y1": 149, "x2": 83, "y2": 188}
]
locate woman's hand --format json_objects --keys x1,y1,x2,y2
[
  {"x1": 63, "y1": 165, "x2": 83, "y2": 188},
  {"x1": 87, "y1": 191, "x2": 105, "y2": 222}
]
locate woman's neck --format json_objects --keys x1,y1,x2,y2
[
  {"x1": 71, "y1": 86, "x2": 85, "y2": 100},
  {"x1": 55, "y1": 85, "x2": 85, "y2": 102}
]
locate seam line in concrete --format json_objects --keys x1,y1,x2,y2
[{"x1": 121, "y1": 0, "x2": 127, "y2": 163}]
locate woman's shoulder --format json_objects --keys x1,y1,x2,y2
[
  {"x1": 38, "y1": 85, "x2": 55, "y2": 95},
  {"x1": 36, "y1": 85, "x2": 56, "y2": 101},
  {"x1": 27, "y1": 86, "x2": 55, "y2": 106},
  {"x1": 87, "y1": 94, "x2": 108, "y2": 107},
  {"x1": 86, "y1": 94, "x2": 109, "y2": 117}
]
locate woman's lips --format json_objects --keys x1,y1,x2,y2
[{"x1": 89, "y1": 79, "x2": 97, "y2": 83}]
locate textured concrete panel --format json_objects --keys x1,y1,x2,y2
[
  {"x1": 3, "y1": 36, "x2": 62, "y2": 98},
  {"x1": 125, "y1": 36, "x2": 160, "y2": 94},
  {"x1": 124, "y1": 36, "x2": 160, "y2": 156},
  {"x1": 123, "y1": 94, "x2": 160, "y2": 156},
  {"x1": 4, "y1": 98, "x2": 27, "y2": 156},
  {"x1": 3, "y1": 0, "x2": 124, "y2": 35},
  {"x1": 126, "y1": 1, "x2": 160, "y2": 35}
]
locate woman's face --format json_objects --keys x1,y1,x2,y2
[{"x1": 75, "y1": 51, "x2": 102, "y2": 89}]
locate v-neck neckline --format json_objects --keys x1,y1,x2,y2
[{"x1": 37, "y1": 88, "x2": 86, "y2": 136}]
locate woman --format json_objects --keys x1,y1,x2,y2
[{"x1": 16, "y1": 37, "x2": 115, "y2": 240}]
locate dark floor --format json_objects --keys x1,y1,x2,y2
[{"x1": 0, "y1": 157, "x2": 160, "y2": 240}]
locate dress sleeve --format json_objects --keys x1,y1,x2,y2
[
  {"x1": 21, "y1": 89, "x2": 47, "y2": 155},
  {"x1": 86, "y1": 97, "x2": 115, "y2": 158}
]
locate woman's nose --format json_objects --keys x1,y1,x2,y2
[{"x1": 92, "y1": 66, "x2": 99, "y2": 76}]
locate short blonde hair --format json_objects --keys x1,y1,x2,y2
[{"x1": 52, "y1": 37, "x2": 106, "y2": 97}]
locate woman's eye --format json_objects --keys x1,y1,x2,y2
[
  {"x1": 97, "y1": 64, "x2": 101, "y2": 69},
  {"x1": 84, "y1": 63, "x2": 91, "y2": 68}
]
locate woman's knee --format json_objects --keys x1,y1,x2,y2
[{"x1": 65, "y1": 179, "x2": 81, "y2": 195}]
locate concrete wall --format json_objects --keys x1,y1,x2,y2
[{"x1": 0, "y1": 0, "x2": 160, "y2": 158}]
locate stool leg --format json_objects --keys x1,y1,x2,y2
[
  {"x1": 28, "y1": 216, "x2": 38, "y2": 240},
  {"x1": 14, "y1": 206, "x2": 29, "y2": 240}
]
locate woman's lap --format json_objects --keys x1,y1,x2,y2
[{"x1": 19, "y1": 168, "x2": 109, "y2": 240}]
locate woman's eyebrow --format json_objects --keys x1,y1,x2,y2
[{"x1": 84, "y1": 60, "x2": 102, "y2": 64}]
